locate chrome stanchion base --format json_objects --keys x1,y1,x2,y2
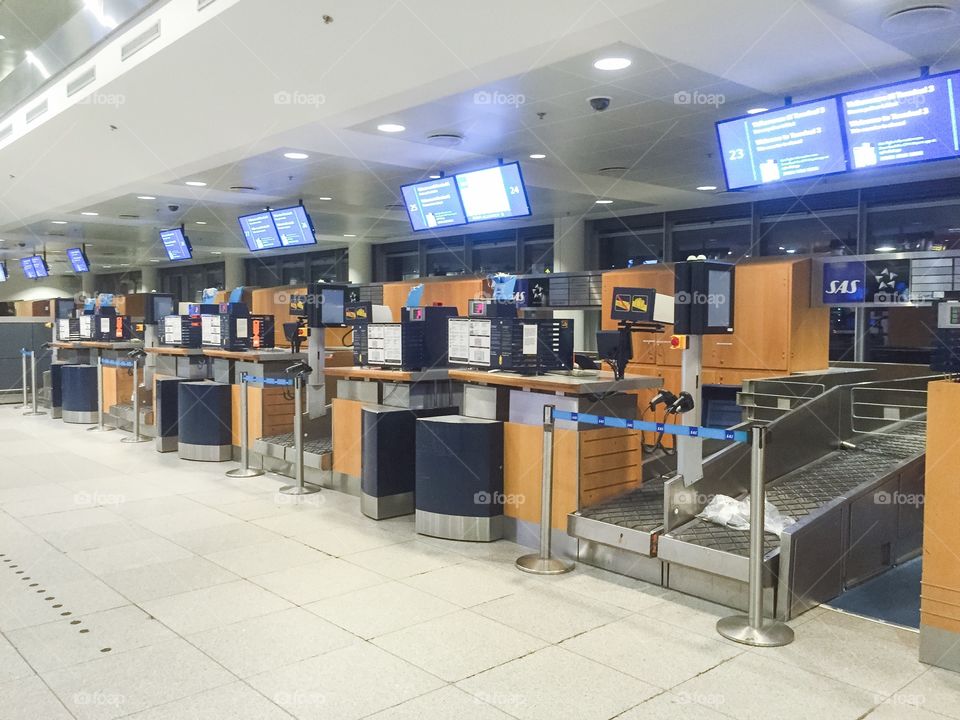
[
  {"x1": 22, "y1": 410, "x2": 47, "y2": 417},
  {"x1": 716, "y1": 615, "x2": 794, "y2": 647},
  {"x1": 279, "y1": 483, "x2": 321, "y2": 496},
  {"x1": 120, "y1": 436, "x2": 150, "y2": 444},
  {"x1": 87, "y1": 425, "x2": 117, "y2": 432},
  {"x1": 515, "y1": 554, "x2": 575, "y2": 575},
  {"x1": 226, "y1": 467, "x2": 265, "y2": 478}
]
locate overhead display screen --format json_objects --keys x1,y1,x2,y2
[
  {"x1": 20, "y1": 256, "x2": 48, "y2": 278},
  {"x1": 717, "y1": 98, "x2": 847, "y2": 189},
  {"x1": 270, "y1": 206, "x2": 316, "y2": 248},
  {"x1": 455, "y1": 162, "x2": 532, "y2": 223},
  {"x1": 67, "y1": 247, "x2": 90, "y2": 273},
  {"x1": 841, "y1": 73, "x2": 960, "y2": 170},
  {"x1": 0, "y1": 262, "x2": 8, "y2": 282},
  {"x1": 239, "y1": 211, "x2": 282, "y2": 251},
  {"x1": 401, "y1": 177, "x2": 467, "y2": 230},
  {"x1": 160, "y1": 228, "x2": 193, "y2": 261}
]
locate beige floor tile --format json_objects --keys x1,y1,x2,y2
[
  {"x1": 343, "y1": 540, "x2": 465, "y2": 579},
  {"x1": 0, "y1": 633, "x2": 33, "y2": 683},
  {"x1": 250, "y1": 556, "x2": 387, "y2": 605},
  {"x1": 0, "y1": 675, "x2": 74, "y2": 720},
  {"x1": 204, "y1": 538, "x2": 325, "y2": 577},
  {"x1": 294, "y1": 522, "x2": 408, "y2": 557},
  {"x1": 365, "y1": 685, "x2": 515, "y2": 719},
  {"x1": 100, "y1": 555, "x2": 239, "y2": 603},
  {"x1": 141, "y1": 579, "x2": 292, "y2": 635},
  {"x1": 124, "y1": 682, "x2": 291, "y2": 719},
  {"x1": 895, "y1": 667, "x2": 960, "y2": 719},
  {"x1": 70, "y1": 537, "x2": 193, "y2": 576},
  {"x1": 403, "y1": 560, "x2": 534, "y2": 607}
]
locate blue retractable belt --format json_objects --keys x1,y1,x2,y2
[{"x1": 552, "y1": 410, "x2": 750, "y2": 443}]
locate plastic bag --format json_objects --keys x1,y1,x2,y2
[{"x1": 697, "y1": 495, "x2": 796, "y2": 538}]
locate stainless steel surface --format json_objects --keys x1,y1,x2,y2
[
  {"x1": 62, "y1": 410, "x2": 97, "y2": 424},
  {"x1": 716, "y1": 615, "x2": 794, "y2": 646},
  {"x1": 23, "y1": 352, "x2": 46, "y2": 416},
  {"x1": 416, "y1": 509, "x2": 503, "y2": 542},
  {"x1": 87, "y1": 357, "x2": 116, "y2": 433},
  {"x1": 920, "y1": 624, "x2": 960, "y2": 672},
  {"x1": 226, "y1": 376, "x2": 264, "y2": 479},
  {"x1": 516, "y1": 556, "x2": 574, "y2": 574},
  {"x1": 121, "y1": 357, "x2": 147, "y2": 443},
  {"x1": 361, "y1": 491, "x2": 414, "y2": 520},
  {"x1": 677, "y1": 334, "x2": 703, "y2": 485},
  {"x1": 462, "y1": 383, "x2": 503, "y2": 420},
  {"x1": 568, "y1": 477, "x2": 665, "y2": 556},
  {"x1": 177, "y1": 442, "x2": 232, "y2": 462},
  {"x1": 155, "y1": 435, "x2": 178, "y2": 453},
  {"x1": 20, "y1": 351, "x2": 28, "y2": 409},
  {"x1": 576, "y1": 540, "x2": 664, "y2": 584},
  {"x1": 280, "y1": 375, "x2": 321, "y2": 496},
  {"x1": 337, "y1": 378, "x2": 380, "y2": 403}
]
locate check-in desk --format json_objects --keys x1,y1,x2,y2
[
  {"x1": 53, "y1": 342, "x2": 138, "y2": 419},
  {"x1": 146, "y1": 346, "x2": 210, "y2": 381},
  {"x1": 447, "y1": 369, "x2": 660, "y2": 555},
  {"x1": 328, "y1": 366, "x2": 461, "y2": 495}
]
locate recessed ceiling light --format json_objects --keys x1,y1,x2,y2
[
  {"x1": 81, "y1": 211, "x2": 99, "y2": 216},
  {"x1": 594, "y1": 57, "x2": 631, "y2": 71},
  {"x1": 786, "y1": 249, "x2": 797, "y2": 254},
  {"x1": 429, "y1": 174, "x2": 441, "y2": 179},
  {"x1": 120, "y1": 263, "x2": 130, "y2": 267},
  {"x1": 377, "y1": 123, "x2": 405, "y2": 133},
  {"x1": 50, "y1": 220, "x2": 67, "y2": 225},
  {"x1": 696, "y1": 185, "x2": 718, "y2": 191},
  {"x1": 195, "y1": 221, "x2": 207, "y2": 225},
  {"x1": 150, "y1": 259, "x2": 160, "y2": 262},
  {"x1": 318, "y1": 196, "x2": 333, "y2": 201},
  {"x1": 185, "y1": 180, "x2": 207, "y2": 187},
  {"x1": 0, "y1": 35, "x2": 6, "y2": 40},
  {"x1": 284, "y1": 152, "x2": 309, "y2": 160},
  {"x1": 746, "y1": 107, "x2": 768, "y2": 115},
  {"x1": 875, "y1": 245, "x2": 896, "y2": 252},
  {"x1": 103, "y1": 264, "x2": 113, "y2": 268},
  {"x1": 137, "y1": 195, "x2": 156, "y2": 200},
  {"x1": 210, "y1": 251, "x2": 222, "y2": 255},
  {"x1": 594, "y1": 199, "x2": 614, "y2": 204},
  {"x1": 529, "y1": 153, "x2": 546, "y2": 159},
  {"x1": 344, "y1": 234, "x2": 357, "y2": 237}
]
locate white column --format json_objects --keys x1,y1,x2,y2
[
  {"x1": 224, "y1": 254, "x2": 245, "y2": 289},
  {"x1": 81, "y1": 272, "x2": 96, "y2": 296},
  {"x1": 552, "y1": 216, "x2": 594, "y2": 351},
  {"x1": 140, "y1": 266, "x2": 159, "y2": 293},
  {"x1": 348, "y1": 241, "x2": 372, "y2": 284}
]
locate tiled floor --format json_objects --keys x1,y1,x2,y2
[{"x1": 0, "y1": 408, "x2": 953, "y2": 720}]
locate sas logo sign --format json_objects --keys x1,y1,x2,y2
[{"x1": 822, "y1": 262, "x2": 866, "y2": 304}]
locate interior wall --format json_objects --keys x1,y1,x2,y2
[{"x1": 0, "y1": 274, "x2": 80, "y2": 303}]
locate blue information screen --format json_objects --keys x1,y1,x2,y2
[
  {"x1": 455, "y1": 162, "x2": 531, "y2": 223},
  {"x1": 270, "y1": 206, "x2": 316, "y2": 248},
  {"x1": 67, "y1": 247, "x2": 90, "y2": 273},
  {"x1": 20, "y1": 258, "x2": 36, "y2": 279},
  {"x1": 239, "y1": 211, "x2": 281, "y2": 251},
  {"x1": 717, "y1": 98, "x2": 847, "y2": 189},
  {"x1": 160, "y1": 228, "x2": 192, "y2": 261},
  {"x1": 0, "y1": 262, "x2": 7, "y2": 282},
  {"x1": 841, "y1": 74, "x2": 960, "y2": 169},
  {"x1": 401, "y1": 177, "x2": 467, "y2": 230}
]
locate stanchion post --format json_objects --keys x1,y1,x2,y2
[
  {"x1": 23, "y1": 351, "x2": 46, "y2": 416},
  {"x1": 121, "y1": 353, "x2": 149, "y2": 443},
  {"x1": 716, "y1": 425, "x2": 794, "y2": 647},
  {"x1": 88, "y1": 356, "x2": 116, "y2": 432},
  {"x1": 516, "y1": 404, "x2": 574, "y2": 575},
  {"x1": 280, "y1": 371, "x2": 320, "y2": 496},
  {"x1": 226, "y1": 373, "x2": 264, "y2": 478},
  {"x1": 19, "y1": 349, "x2": 29, "y2": 409}
]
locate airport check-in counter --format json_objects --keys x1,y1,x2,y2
[
  {"x1": 52, "y1": 341, "x2": 138, "y2": 419},
  {"x1": 328, "y1": 366, "x2": 462, "y2": 496},
  {"x1": 448, "y1": 369, "x2": 660, "y2": 555}
]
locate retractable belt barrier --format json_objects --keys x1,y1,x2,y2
[
  {"x1": 551, "y1": 410, "x2": 750, "y2": 444},
  {"x1": 100, "y1": 359, "x2": 134, "y2": 368},
  {"x1": 238, "y1": 373, "x2": 293, "y2": 387}
]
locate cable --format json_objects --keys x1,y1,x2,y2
[{"x1": 340, "y1": 327, "x2": 354, "y2": 347}]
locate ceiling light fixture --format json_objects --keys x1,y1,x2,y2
[
  {"x1": 0, "y1": 35, "x2": 6, "y2": 40},
  {"x1": 81, "y1": 211, "x2": 99, "y2": 216},
  {"x1": 746, "y1": 107, "x2": 768, "y2": 115},
  {"x1": 529, "y1": 153, "x2": 546, "y2": 159},
  {"x1": 210, "y1": 251, "x2": 222, "y2": 255},
  {"x1": 137, "y1": 195, "x2": 156, "y2": 200},
  {"x1": 318, "y1": 196, "x2": 332, "y2": 201},
  {"x1": 24, "y1": 51, "x2": 50, "y2": 79},
  {"x1": 594, "y1": 199, "x2": 614, "y2": 204},
  {"x1": 185, "y1": 180, "x2": 207, "y2": 187},
  {"x1": 84, "y1": 0, "x2": 118, "y2": 29},
  {"x1": 594, "y1": 57, "x2": 631, "y2": 71},
  {"x1": 428, "y1": 174, "x2": 441, "y2": 179},
  {"x1": 196, "y1": 221, "x2": 207, "y2": 225},
  {"x1": 875, "y1": 245, "x2": 897, "y2": 252},
  {"x1": 284, "y1": 152, "x2": 309, "y2": 160},
  {"x1": 377, "y1": 123, "x2": 405, "y2": 133},
  {"x1": 344, "y1": 234, "x2": 357, "y2": 237},
  {"x1": 50, "y1": 220, "x2": 67, "y2": 225},
  {"x1": 696, "y1": 185, "x2": 718, "y2": 191}
]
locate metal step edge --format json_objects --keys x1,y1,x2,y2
[{"x1": 566, "y1": 513, "x2": 659, "y2": 556}]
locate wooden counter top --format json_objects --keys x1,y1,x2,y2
[
  {"x1": 447, "y1": 368, "x2": 660, "y2": 395},
  {"x1": 146, "y1": 346, "x2": 205, "y2": 357},
  {"x1": 53, "y1": 341, "x2": 137, "y2": 350},
  {"x1": 324, "y1": 366, "x2": 449, "y2": 383},
  {"x1": 203, "y1": 349, "x2": 307, "y2": 362}
]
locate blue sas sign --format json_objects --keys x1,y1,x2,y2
[{"x1": 822, "y1": 261, "x2": 867, "y2": 304}]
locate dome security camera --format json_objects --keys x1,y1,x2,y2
[
  {"x1": 588, "y1": 96, "x2": 612, "y2": 112},
  {"x1": 167, "y1": 204, "x2": 180, "y2": 212}
]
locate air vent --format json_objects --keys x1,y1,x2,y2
[
  {"x1": 426, "y1": 132, "x2": 464, "y2": 147},
  {"x1": 0, "y1": 125, "x2": 11, "y2": 142},
  {"x1": 119, "y1": 214, "x2": 141, "y2": 220},
  {"x1": 66, "y1": 67, "x2": 97, "y2": 97},
  {"x1": 26, "y1": 100, "x2": 48, "y2": 124},
  {"x1": 198, "y1": 0, "x2": 218, "y2": 9},
  {"x1": 597, "y1": 166, "x2": 629, "y2": 177},
  {"x1": 121, "y1": 21, "x2": 161, "y2": 61},
  {"x1": 882, "y1": 5, "x2": 956, "y2": 33},
  {"x1": 384, "y1": 203, "x2": 405, "y2": 210},
  {"x1": 229, "y1": 185, "x2": 258, "y2": 192}
]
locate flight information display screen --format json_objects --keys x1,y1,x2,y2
[
  {"x1": 67, "y1": 247, "x2": 90, "y2": 273},
  {"x1": 21, "y1": 256, "x2": 48, "y2": 278},
  {"x1": 239, "y1": 211, "x2": 282, "y2": 251},
  {"x1": 0, "y1": 262, "x2": 8, "y2": 282},
  {"x1": 160, "y1": 228, "x2": 193, "y2": 261},
  {"x1": 401, "y1": 177, "x2": 467, "y2": 231},
  {"x1": 270, "y1": 206, "x2": 316, "y2": 248},
  {"x1": 841, "y1": 73, "x2": 960, "y2": 169},
  {"x1": 717, "y1": 98, "x2": 848, "y2": 189},
  {"x1": 455, "y1": 162, "x2": 532, "y2": 223}
]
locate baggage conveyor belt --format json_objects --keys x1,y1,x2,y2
[{"x1": 665, "y1": 431, "x2": 926, "y2": 558}]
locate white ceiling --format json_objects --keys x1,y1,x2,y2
[{"x1": 3, "y1": 0, "x2": 960, "y2": 276}]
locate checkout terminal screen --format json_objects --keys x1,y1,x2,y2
[
  {"x1": 717, "y1": 98, "x2": 847, "y2": 189},
  {"x1": 163, "y1": 316, "x2": 182, "y2": 344},
  {"x1": 239, "y1": 211, "x2": 282, "y2": 251},
  {"x1": 401, "y1": 177, "x2": 467, "y2": 231},
  {"x1": 455, "y1": 162, "x2": 531, "y2": 223},
  {"x1": 841, "y1": 73, "x2": 960, "y2": 170}
]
